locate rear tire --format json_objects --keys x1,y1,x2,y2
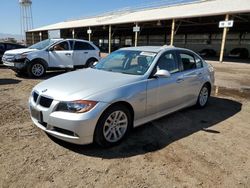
[
  {"x1": 196, "y1": 84, "x2": 210, "y2": 108},
  {"x1": 94, "y1": 105, "x2": 132, "y2": 147},
  {"x1": 27, "y1": 61, "x2": 46, "y2": 78}
]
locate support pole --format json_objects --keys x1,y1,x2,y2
[
  {"x1": 219, "y1": 14, "x2": 229, "y2": 63},
  {"x1": 109, "y1": 25, "x2": 112, "y2": 54},
  {"x1": 39, "y1": 32, "x2": 42, "y2": 41},
  {"x1": 72, "y1": 29, "x2": 75, "y2": 39},
  {"x1": 170, "y1": 19, "x2": 175, "y2": 46},
  {"x1": 32, "y1": 32, "x2": 34, "y2": 44},
  {"x1": 135, "y1": 23, "x2": 138, "y2": 47},
  {"x1": 88, "y1": 27, "x2": 91, "y2": 42}
]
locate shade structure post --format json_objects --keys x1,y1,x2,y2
[{"x1": 219, "y1": 14, "x2": 229, "y2": 63}]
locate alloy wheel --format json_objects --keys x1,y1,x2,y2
[
  {"x1": 103, "y1": 110, "x2": 128, "y2": 143},
  {"x1": 31, "y1": 63, "x2": 44, "y2": 77},
  {"x1": 199, "y1": 86, "x2": 209, "y2": 106}
]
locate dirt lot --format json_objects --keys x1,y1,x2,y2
[{"x1": 0, "y1": 62, "x2": 250, "y2": 188}]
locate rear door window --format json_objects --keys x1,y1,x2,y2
[
  {"x1": 179, "y1": 53, "x2": 196, "y2": 71},
  {"x1": 74, "y1": 41, "x2": 95, "y2": 50}
]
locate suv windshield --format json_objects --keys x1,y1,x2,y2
[
  {"x1": 95, "y1": 50, "x2": 157, "y2": 75},
  {"x1": 29, "y1": 39, "x2": 59, "y2": 50}
]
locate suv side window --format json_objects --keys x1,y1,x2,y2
[
  {"x1": 179, "y1": 53, "x2": 196, "y2": 71},
  {"x1": 157, "y1": 52, "x2": 179, "y2": 74},
  {"x1": 53, "y1": 41, "x2": 69, "y2": 51},
  {"x1": 74, "y1": 41, "x2": 95, "y2": 50}
]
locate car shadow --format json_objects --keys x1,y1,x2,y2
[
  {"x1": 49, "y1": 96, "x2": 242, "y2": 158},
  {"x1": 0, "y1": 78, "x2": 21, "y2": 85},
  {"x1": 0, "y1": 64, "x2": 8, "y2": 69}
]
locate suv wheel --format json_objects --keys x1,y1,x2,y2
[{"x1": 28, "y1": 61, "x2": 46, "y2": 78}]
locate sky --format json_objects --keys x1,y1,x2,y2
[{"x1": 0, "y1": 0, "x2": 192, "y2": 35}]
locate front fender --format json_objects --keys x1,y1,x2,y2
[{"x1": 85, "y1": 80, "x2": 148, "y2": 121}]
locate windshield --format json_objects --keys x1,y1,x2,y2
[
  {"x1": 95, "y1": 50, "x2": 157, "y2": 75},
  {"x1": 28, "y1": 39, "x2": 58, "y2": 50}
]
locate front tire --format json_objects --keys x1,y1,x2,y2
[
  {"x1": 27, "y1": 61, "x2": 46, "y2": 78},
  {"x1": 94, "y1": 105, "x2": 132, "y2": 147},
  {"x1": 196, "y1": 84, "x2": 210, "y2": 108}
]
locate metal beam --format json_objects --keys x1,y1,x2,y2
[
  {"x1": 233, "y1": 15, "x2": 248, "y2": 22},
  {"x1": 109, "y1": 25, "x2": 112, "y2": 54},
  {"x1": 219, "y1": 14, "x2": 229, "y2": 63},
  {"x1": 170, "y1": 19, "x2": 175, "y2": 46}
]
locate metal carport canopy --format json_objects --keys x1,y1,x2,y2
[{"x1": 29, "y1": 0, "x2": 250, "y2": 32}]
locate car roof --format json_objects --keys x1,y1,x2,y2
[
  {"x1": 64, "y1": 39, "x2": 92, "y2": 43},
  {"x1": 119, "y1": 45, "x2": 179, "y2": 53},
  {"x1": 120, "y1": 46, "x2": 199, "y2": 55}
]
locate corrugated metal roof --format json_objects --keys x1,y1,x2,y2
[{"x1": 29, "y1": 0, "x2": 250, "y2": 32}]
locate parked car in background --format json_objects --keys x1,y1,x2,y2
[
  {"x1": 199, "y1": 49, "x2": 216, "y2": 57},
  {"x1": 229, "y1": 48, "x2": 249, "y2": 59},
  {"x1": 0, "y1": 42, "x2": 25, "y2": 64},
  {"x1": 2, "y1": 39, "x2": 100, "y2": 77},
  {"x1": 29, "y1": 46, "x2": 214, "y2": 147}
]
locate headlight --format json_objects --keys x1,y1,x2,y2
[
  {"x1": 56, "y1": 100, "x2": 97, "y2": 113},
  {"x1": 15, "y1": 53, "x2": 28, "y2": 60}
]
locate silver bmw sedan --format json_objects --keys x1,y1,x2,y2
[{"x1": 29, "y1": 46, "x2": 214, "y2": 147}]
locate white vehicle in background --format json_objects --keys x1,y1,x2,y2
[{"x1": 2, "y1": 39, "x2": 100, "y2": 77}]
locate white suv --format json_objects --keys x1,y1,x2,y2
[{"x1": 2, "y1": 39, "x2": 100, "y2": 77}]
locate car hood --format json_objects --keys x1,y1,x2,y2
[
  {"x1": 4, "y1": 48, "x2": 37, "y2": 55},
  {"x1": 33, "y1": 68, "x2": 143, "y2": 101}
]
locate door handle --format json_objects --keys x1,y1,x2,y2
[
  {"x1": 65, "y1": 53, "x2": 71, "y2": 56},
  {"x1": 84, "y1": 52, "x2": 88, "y2": 54},
  {"x1": 197, "y1": 72, "x2": 202, "y2": 77}
]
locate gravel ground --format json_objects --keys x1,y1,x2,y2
[{"x1": 0, "y1": 62, "x2": 250, "y2": 188}]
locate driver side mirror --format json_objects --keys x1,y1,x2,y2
[
  {"x1": 48, "y1": 46, "x2": 54, "y2": 51},
  {"x1": 154, "y1": 69, "x2": 171, "y2": 78}
]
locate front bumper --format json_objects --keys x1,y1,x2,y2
[
  {"x1": 28, "y1": 95, "x2": 109, "y2": 145},
  {"x1": 2, "y1": 58, "x2": 28, "y2": 71}
]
